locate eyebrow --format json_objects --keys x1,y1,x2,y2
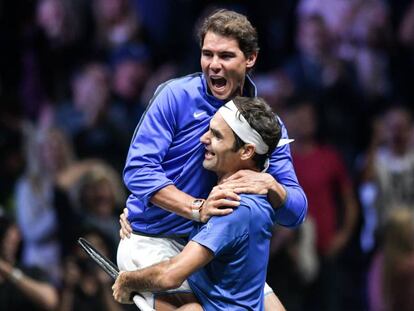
[
  {"x1": 201, "y1": 48, "x2": 237, "y2": 55},
  {"x1": 210, "y1": 127, "x2": 223, "y2": 139}
]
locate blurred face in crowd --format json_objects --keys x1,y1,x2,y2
[
  {"x1": 285, "y1": 103, "x2": 317, "y2": 141},
  {"x1": 113, "y1": 60, "x2": 149, "y2": 101},
  {"x1": 201, "y1": 31, "x2": 257, "y2": 101},
  {"x1": 298, "y1": 16, "x2": 330, "y2": 59},
  {"x1": 384, "y1": 108, "x2": 413, "y2": 153},
  {"x1": 73, "y1": 64, "x2": 110, "y2": 114},
  {"x1": 36, "y1": 0, "x2": 64, "y2": 39},
  {"x1": 83, "y1": 179, "x2": 116, "y2": 218},
  {"x1": 40, "y1": 129, "x2": 72, "y2": 173},
  {"x1": 96, "y1": 0, "x2": 129, "y2": 23}
]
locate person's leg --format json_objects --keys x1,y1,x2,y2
[
  {"x1": 265, "y1": 292, "x2": 286, "y2": 311},
  {"x1": 155, "y1": 293, "x2": 201, "y2": 311},
  {"x1": 264, "y1": 283, "x2": 286, "y2": 311},
  {"x1": 176, "y1": 302, "x2": 204, "y2": 311}
]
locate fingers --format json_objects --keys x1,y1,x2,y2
[
  {"x1": 232, "y1": 186, "x2": 268, "y2": 195},
  {"x1": 210, "y1": 188, "x2": 240, "y2": 201},
  {"x1": 212, "y1": 198, "x2": 240, "y2": 208},
  {"x1": 112, "y1": 274, "x2": 131, "y2": 304},
  {"x1": 218, "y1": 181, "x2": 268, "y2": 195},
  {"x1": 119, "y1": 208, "x2": 132, "y2": 239},
  {"x1": 200, "y1": 207, "x2": 233, "y2": 223},
  {"x1": 220, "y1": 170, "x2": 246, "y2": 182},
  {"x1": 208, "y1": 207, "x2": 234, "y2": 216}
]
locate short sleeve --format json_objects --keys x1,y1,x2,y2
[{"x1": 191, "y1": 206, "x2": 250, "y2": 256}]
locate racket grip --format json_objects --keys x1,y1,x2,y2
[{"x1": 132, "y1": 294, "x2": 155, "y2": 311}]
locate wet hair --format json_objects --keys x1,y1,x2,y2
[
  {"x1": 198, "y1": 9, "x2": 259, "y2": 58},
  {"x1": 231, "y1": 96, "x2": 282, "y2": 170}
]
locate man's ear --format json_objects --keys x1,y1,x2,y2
[
  {"x1": 240, "y1": 144, "x2": 256, "y2": 160},
  {"x1": 246, "y1": 51, "x2": 258, "y2": 69}
]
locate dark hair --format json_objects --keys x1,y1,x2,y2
[
  {"x1": 198, "y1": 9, "x2": 259, "y2": 58},
  {"x1": 231, "y1": 96, "x2": 282, "y2": 170}
]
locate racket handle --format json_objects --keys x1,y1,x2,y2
[{"x1": 133, "y1": 294, "x2": 155, "y2": 311}]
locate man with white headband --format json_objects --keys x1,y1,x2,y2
[
  {"x1": 116, "y1": 9, "x2": 306, "y2": 310},
  {"x1": 113, "y1": 96, "x2": 284, "y2": 310}
]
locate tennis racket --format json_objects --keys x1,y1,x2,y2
[{"x1": 77, "y1": 237, "x2": 154, "y2": 311}]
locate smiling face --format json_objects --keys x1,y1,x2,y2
[
  {"x1": 200, "y1": 113, "x2": 250, "y2": 179},
  {"x1": 201, "y1": 31, "x2": 257, "y2": 101}
]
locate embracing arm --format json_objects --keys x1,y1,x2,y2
[
  {"x1": 112, "y1": 242, "x2": 213, "y2": 303},
  {"x1": 151, "y1": 185, "x2": 239, "y2": 220},
  {"x1": 123, "y1": 84, "x2": 239, "y2": 223}
]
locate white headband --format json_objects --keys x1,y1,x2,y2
[{"x1": 218, "y1": 100, "x2": 269, "y2": 154}]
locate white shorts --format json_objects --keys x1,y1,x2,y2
[
  {"x1": 117, "y1": 234, "x2": 192, "y2": 307},
  {"x1": 117, "y1": 233, "x2": 275, "y2": 306}
]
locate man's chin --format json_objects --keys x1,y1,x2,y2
[
  {"x1": 202, "y1": 161, "x2": 215, "y2": 172},
  {"x1": 209, "y1": 87, "x2": 231, "y2": 101},
  {"x1": 212, "y1": 93, "x2": 228, "y2": 101}
]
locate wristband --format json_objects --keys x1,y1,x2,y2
[{"x1": 11, "y1": 268, "x2": 24, "y2": 281}]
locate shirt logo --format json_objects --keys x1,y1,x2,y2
[{"x1": 193, "y1": 111, "x2": 206, "y2": 118}]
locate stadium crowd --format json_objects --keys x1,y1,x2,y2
[{"x1": 1, "y1": 0, "x2": 414, "y2": 310}]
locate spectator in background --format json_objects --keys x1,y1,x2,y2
[
  {"x1": 0, "y1": 212, "x2": 59, "y2": 311},
  {"x1": 54, "y1": 62, "x2": 130, "y2": 172},
  {"x1": 284, "y1": 99, "x2": 358, "y2": 311},
  {"x1": 59, "y1": 227, "x2": 123, "y2": 311},
  {"x1": 368, "y1": 208, "x2": 414, "y2": 311},
  {"x1": 74, "y1": 163, "x2": 124, "y2": 250},
  {"x1": 0, "y1": 108, "x2": 25, "y2": 215},
  {"x1": 20, "y1": 0, "x2": 93, "y2": 120},
  {"x1": 14, "y1": 126, "x2": 77, "y2": 284},
  {"x1": 110, "y1": 43, "x2": 151, "y2": 134},
  {"x1": 267, "y1": 218, "x2": 319, "y2": 311},
  {"x1": 359, "y1": 106, "x2": 414, "y2": 241},
  {"x1": 282, "y1": 14, "x2": 360, "y2": 162},
  {"x1": 92, "y1": 0, "x2": 142, "y2": 51},
  {"x1": 336, "y1": 0, "x2": 392, "y2": 101},
  {"x1": 297, "y1": 0, "x2": 392, "y2": 121}
]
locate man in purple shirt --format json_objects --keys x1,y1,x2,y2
[{"x1": 117, "y1": 9, "x2": 307, "y2": 310}]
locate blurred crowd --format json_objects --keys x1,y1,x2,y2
[{"x1": 1, "y1": 0, "x2": 414, "y2": 310}]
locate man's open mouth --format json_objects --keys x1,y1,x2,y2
[
  {"x1": 210, "y1": 76, "x2": 227, "y2": 90},
  {"x1": 205, "y1": 150, "x2": 215, "y2": 159}
]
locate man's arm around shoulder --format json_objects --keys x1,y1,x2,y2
[{"x1": 112, "y1": 242, "x2": 213, "y2": 303}]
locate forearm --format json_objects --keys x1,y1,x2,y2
[
  {"x1": 273, "y1": 184, "x2": 307, "y2": 228},
  {"x1": 150, "y1": 185, "x2": 198, "y2": 220},
  {"x1": 122, "y1": 259, "x2": 184, "y2": 292},
  {"x1": 8, "y1": 269, "x2": 58, "y2": 310},
  {"x1": 113, "y1": 242, "x2": 212, "y2": 304}
]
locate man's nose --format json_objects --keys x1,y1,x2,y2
[
  {"x1": 210, "y1": 56, "x2": 221, "y2": 71},
  {"x1": 200, "y1": 132, "x2": 210, "y2": 144}
]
